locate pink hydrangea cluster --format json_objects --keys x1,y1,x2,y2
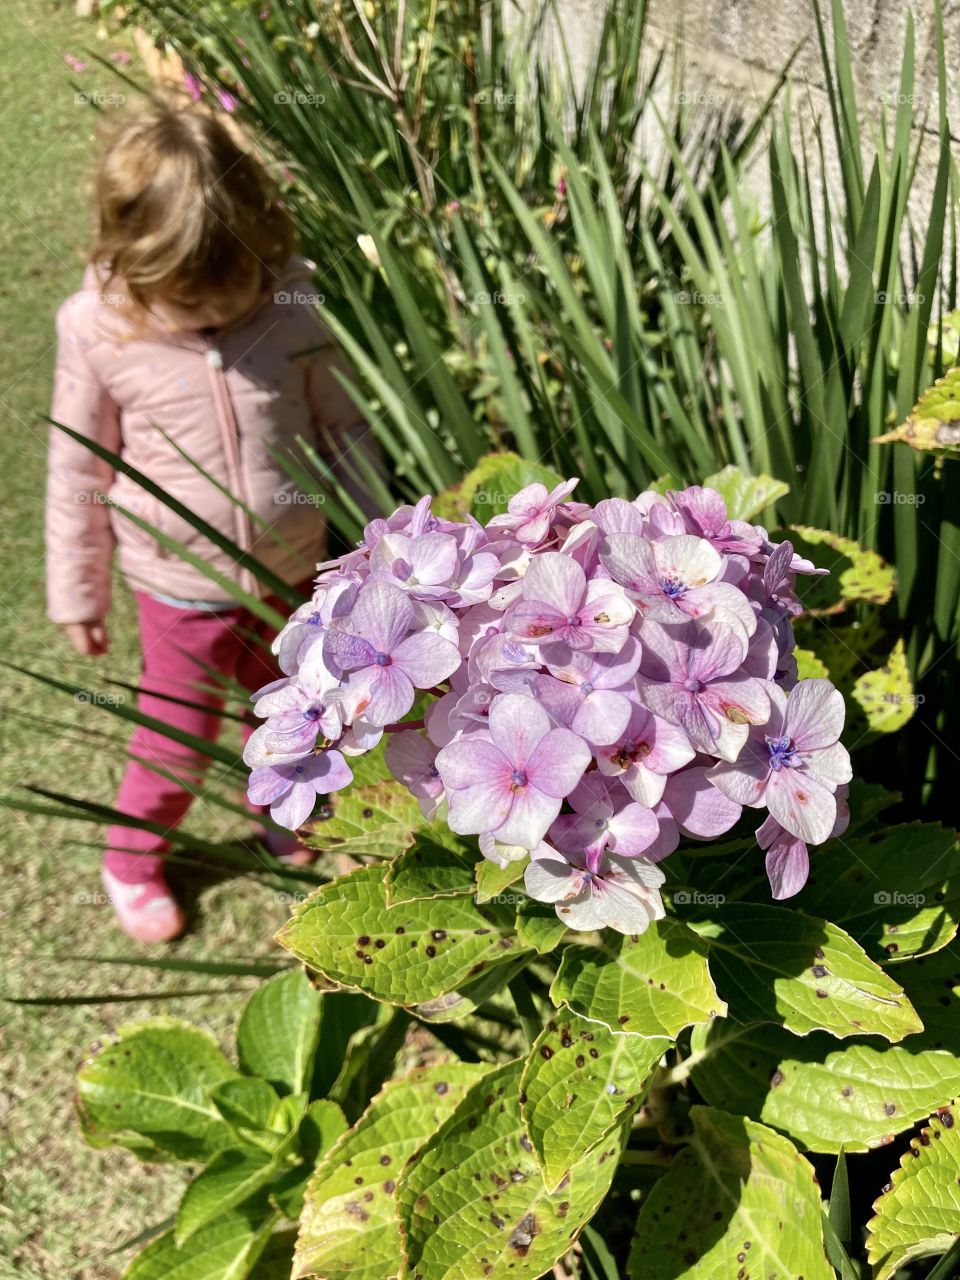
[{"x1": 245, "y1": 480, "x2": 852, "y2": 935}]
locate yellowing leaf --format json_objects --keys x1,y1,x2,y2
[{"x1": 852, "y1": 639, "x2": 917, "y2": 733}]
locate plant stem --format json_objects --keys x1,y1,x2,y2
[{"x1": 507, "y1": 972, "x2": 541, "y2": 1047}]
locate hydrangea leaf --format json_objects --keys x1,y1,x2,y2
[
  {"x1": 873, "y1": 367, "x2": 960, "y2": 455},
  {"x1": 77, "y1": 1017, "x2": 239, "y2": 1162},
  {"x1": 895, "y1": 948, "x2": 960, "y2": 1053},
  {"x1": 788, "y1": 525, "x2": 895, "y2": 608},
  {"x1": 294, "y1": 1063, "x2": 489, "y2": 1280},
  {"x1": 124, "y1": 1208, "x2": 279, "y2": 1280},
  {"x1": 795, "y1": 822, "x2": 959, "y2": 964},
  {"x1": 210, "y1": 1078, "x2": 283, "y2": 1139},
  {"x1": 236, "y1": 968, "x2": 322, "y2": 1097},
  {"x1": 689, "y1": 1019, "x2": 960, "y2": 1153},
  {"x1": 852, "y1": 639, "x2": 918, "y2": 733},
  {"x1": 520, "y1": 1011, "x2": 668, "y2": 1189},
  {"x1": 515, "y1": 899, "x2": 568, "y2": 954},
  {"x1": 627, "y1": 1106, "x2": 834, "y2": 1279},
  {"x1": 701, "y1": 465, "x2": 789, "y2": 521},
  {"x1": 450, "y1": 451, "x2": 565, "y2": 521},
  {"x1": 276, "y1": 864, "x2": 532, "y2": 1009},
  {"x1": 927, "y1": 311, "x2": 960, "y2": 366},
  {"x1": 700, "y1": 904, "x2": 922, "y2": 1041},
  {"x1": 411, "y1": 954, "x2": 532, "y2": 1023},
  {"x1": 795, "y1": 646, "x2": 830, "y2": 680},
  {"x1": 397, "y1": 1059, "x2": 624, "y2": 1279},
  {"x1": 385, "y1": 839, "x2": 478, "y2": 905},
  {"x1": 476, "y1": 855, "x2": 528, "y2": 905},
  {"x1": 176, "y1": 1138, "x2": 297, "y2": 1244},
  {"x1": 550, "y1": 919, "x2": 726, "y2": 1038},
  {"x1": 306, "y1": 782, "x2": 425, "y2": 859},
  {"x1": 866, "y1": 1102, "x2": 960, "y2": 1280}
]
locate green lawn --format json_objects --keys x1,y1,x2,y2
[{"x1": 0, "y1": 6, "x2": 296, "y2": 1274}]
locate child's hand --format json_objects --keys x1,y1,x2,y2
[{"x1": 64, "y1": 621, "x2": 109, "y2": 656}]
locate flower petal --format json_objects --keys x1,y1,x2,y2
[
  {"x1": 783, "y1": 678, "x2": 846, "y2": 751},
  {"x1": 765, "y1": 767, "x2": 837, "y2": 845},
  {"x1": 350, "y1": 580, "x2": 414, "y2": 653},
  {"x1": 524, "y1": 727, "x2": 592, "y2": 798},
  {"x1": 391, "y1": 631, "x2": 461, "y2": 688},
  {"x1": 664, "y1": 766, "x2": 743, "y2": 837},
  {"x1": 487, "y1": 693, "x2": 552, "y2": 764}
]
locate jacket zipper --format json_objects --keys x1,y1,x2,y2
[{"x1": 204, "y1": 339, "x2": 260, "y2": 600}]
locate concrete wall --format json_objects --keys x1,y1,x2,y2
[{"x1": 529, "y1": 0, "x2": 959, "y2": 230}]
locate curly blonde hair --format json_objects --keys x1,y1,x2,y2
[{"x1": 92, "y1": 93, "x2": 293, "y2": 325}]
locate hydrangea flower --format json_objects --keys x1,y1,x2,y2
[
  {"x1": 246, "y1": 480, "x2": 854, "y2": 936},
  {"x1": 707, "y1": 679, "x2": 851, "y2": 844},
  {"x1": 435, "y1": 693, "x2": 590, "y2": 848}
]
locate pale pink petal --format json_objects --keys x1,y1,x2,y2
[
  {"x1": 271, "y1": 782, "x2": 317, "y2": 830},
  {"x1": 783, "y1": 678, "x2": 846, "y2": 751},
  {"x1": 607, "y1": 803, "x2": 660, "y2": 856},
  {"x1": 391, "y1": 631, "x2": 461, "y2": 688},
  {"x1": 706, "y1": 744, "x2": 769, "y2": 807},
  {"x1": 410, "y1": 532, "x2": 459, "y2": 584},
  {"x1": 385, "y1": 731, "x2": 443, "y2": 799},
  {"x1": 664, "y1": 767, "x2": 743, "y2": 837},
  {"x1": 599, "y1": 532, "x2": 659, "y2": 594},
  {"x1": 362, "y1": 665, "x2": 416, "y2": 725},
  {"x1": 435, "y1": 736, "x2": 507, "y2": 790},
  {"x1": 765, "y1": 767, "x2": 837, "y2": 845},
  {"x1": 757, "y1": 816, "x2": 810, "y2": 899},
  {"x1": 571, "y1": 690, "x2": 633, "y2": 746},
  {"x1": 521, "y1": 551, "x2": 585, "y2": 616},
  {"x1": 803, "y1": 741, "x2": 852, "y2": 786},
  {"x1": 525, "y1": 847, "x2": 581, "y2": 904},
  {"x1": 446, "y1": 778, "x2": 514, "y2": 835},
  {"x1": 350, "y1": 581, "x2": 413, "y2": 652},
  {"x1": 247, "y1": 765, "x2": 292, "y2": 806},
  {"x1": 487, "y1": 693, "x2": 552, "y2": 763},
  {"x1": 652, "y1": 534, "x2": 722, "y2": 588},
  {"x1": 495, "y1": 785, "x2": 561, "y2": 848},
  {"x1": 524, "y1": 727, "x2": 591, "y2": 798}
]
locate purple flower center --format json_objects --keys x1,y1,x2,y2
[
  {"x1": 295, "y1": 765, "x2": 305, "y2": 775},
  {"x1": 581, "y1": 681, "x2": 594, "y2": 695},
  {"x1": 659, "y1": 576, "x2": 687, "y2": 599},
  {"x1": 766, "y1": 735, "x2": 799, "y2": 771},
  {"x1": 374, "y1": 651, "x2": 392, "y2": 667},
  {"x1": 509, "y1": 768, "x2": 528, "y2": 790},
  {"x1": 565, "y1": 615, "x2": 581, "y2": 627},
  {"x1": 683, "y1": 677, "x2": 703, "y2": 694},
  {"x1": 303, "y1": 704, "x2": 324, "y2": 721},
  {"x1": 307, "y1": 611, "x2": 323, "y2": 625}
]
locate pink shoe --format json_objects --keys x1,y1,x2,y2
[
  {"x1": 101, "y1": 869, "x2": 186, "y2": 944},
  {"x1": 261, "y1": 828, "x2": 317, "y2": 868}
]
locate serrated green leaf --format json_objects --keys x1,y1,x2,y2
[
  {"x1": 689, "y1": 1019, "x2": 960, "y2": 1153},
  {"x1": 265, "y1": 1099, "x2": 348, "y2": 1221},
  {"x1": 795, "y1": 647, "x2": 830, "y2": 680},
  {"x1": 867, "y1": 1102, "x2": 960, "y2": 1280},
  {"x1": 434, "y1": 451, "x2": 566, "y2": 522},
  {"x1": 294, "y1": 1063, "x2": 488, "y2": 1280},
  {"x1": 476, "y1": 855, "x2": 527, "y2": 905},
  {"x1": 307, "y1": 783, "x2": 424, "y2": 859},
  {"x1": 77, "y1": 1017, "x2": 239, "y2": 1162},
  {"x1": 852, "y1": 638, "x2": 918, "y2": 733},
  {"x1": 702, "y1": 464, "x2": 789, "y2": 520},
  {"x1": 236, "y1": 969, "x2": 323, "y2": 1097},
  {"x1": 789, "y1": 525, "x2": 896, "y2": 607},
  {"x1": 176, "y1": 1145, "x2": 283, "y2": 1244},
  {"x1": 276, "y1": 864, "x2": 532, "y2": 1009},
  {"x1": 397, "y1": 1060, "x2": 623, "y2": 1279},
  {"x1": 874, "y1": 367, "x2": 960, "y2": 455},
  {"x1": 210, "y1": 1078, "x2": 282, "y2": 1138},
  {"x1": 385, "y1": 839, "x2": 477, "y2": 905},
  {"x1": 795, "y1": 821, "x2": 959, "y2": 964},
  {"x1": 627, "y1": 1106, "x2": 833, "y2": 1279},
  {"x1": 701, "y1": 903, "x2": 922, "y2": 1041},
  {"x1": 521, "y1": 1011, "x2": 667, "y2": 1189},
  {"x1": 550, "y1": 919, "x2": 725, "y2": 1038},
  {"x1": 124, "y1": 1208, "x2": 279, "y2": 1280},
  {"x1": 515, "y1": 899, "x2": 567, "y2": 954}
]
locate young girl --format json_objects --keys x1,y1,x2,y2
[{"x1": 46, "y1": 95, "x2": 368, "y2": 943}]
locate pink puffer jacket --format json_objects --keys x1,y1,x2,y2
[{"x1": 46, "y1": 259, "x2": 365, "y2": 624}]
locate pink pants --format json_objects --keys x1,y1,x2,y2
[{"x1": 104, "y1": 590, "x2": 294, "y2": 883}]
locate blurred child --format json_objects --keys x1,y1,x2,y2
[{"x1": 46, "y1": 95, "x2": 368, "y2": 942}]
